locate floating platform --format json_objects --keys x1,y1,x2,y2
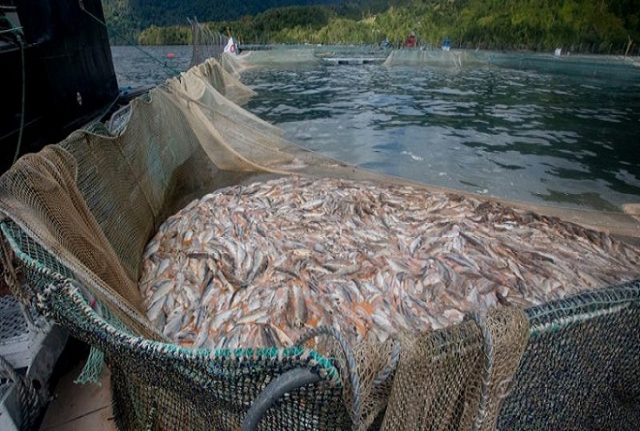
[{"x1": 322, "y1": 57, "x2": 386, "y2": 65}]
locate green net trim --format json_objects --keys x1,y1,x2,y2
[{"x1": 75, "y1": 345, "x2": 105, "y2": 386}]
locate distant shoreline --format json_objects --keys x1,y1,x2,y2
[{"x1": 111, "y1": 44, "x2": 640, "y2": 62}]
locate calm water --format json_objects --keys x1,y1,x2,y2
[
  {"x1": 111, "y1": 45, "x2": 192, "y2": 88},
  {"x1": 243, "y1": 64, "x2": 640, "y2": 211},
  {"x1": 112, "y1": 46, "x2": 640, "y2": 211}
]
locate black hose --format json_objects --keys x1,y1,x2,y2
[
  {"x1": 296, "y1": 326, "x2": 363, "y2": 427},
  {"x1": 241, "y1": 368, "x2": 322, "y2": 431}
]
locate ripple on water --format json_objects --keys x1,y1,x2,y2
[
  {"x1": 108, "y1": 47, "x2": 640, "y2": 213},
  {"x1": 241, "y1": 62, "x2": 640, "y2": 212}
]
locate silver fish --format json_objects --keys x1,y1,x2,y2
[{"x1": 137, "y1": 176, "x2": 640, "y2": 351}]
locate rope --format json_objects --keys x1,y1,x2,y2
[
  {"x1": 0, "y1": 231, "x2": 45, "y2": 330},
  {"x1": 82, "y1": 92, "x2": 121, "y2": 131},
  {"x1": 12, "y1": 34, "x2": 25, "y2": 165},
  {"x1": 296, "y1": 326, "x2": 363, "y2": 430},
  {"x1": 0, "y1": 25, "x2": 22, "y2": 35},
  {"x1": 77, "y1": 0, "x2": 181, "y2": 76},
  {"x1": 470, "y1": 312, "x2": 495, "y2": 431},
  {"x1": 144, "y1": 403, "x2": 158, "y2": 431},
  {"x1": 0, "y1": 353, "x2": 42, "y2": 429},
  {"x1": 372, "y1": 339, "x2": 401, "y2": 386}
]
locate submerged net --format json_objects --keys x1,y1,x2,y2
[
  {"x1": 383, "y1": 49, "x2": 480, "y2": 68},
  {"x1": 222, "y1": 48, "x2": 322, "y2": 76},
  {"x1": 0, "y1": 50, "x2": 638, "y2": 430},
  {"x1": 382, "y1": 48, "x2": 640, "y2": 81},
  {"x1": 189, "y1": 18, "x2": 228, "y2": 69}
]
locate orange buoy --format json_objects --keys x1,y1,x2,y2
[{"x1": 166, "y1": 52, "x2": 176, "y2": 59}]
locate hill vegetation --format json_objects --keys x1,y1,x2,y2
[
  {"x1": 101, "y1": 0, "x2": 343, "y2": 43},
  {"x1": 107, "y1": 0, "x2": 640, "y2": 55}
]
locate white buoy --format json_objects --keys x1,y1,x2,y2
[{"x1": 224, "y1": 37, "x2": 237, "y2": 55}]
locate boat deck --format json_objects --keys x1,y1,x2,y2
[{"x1": 39, "y1": 363, "x2": 116, "y2": 431}]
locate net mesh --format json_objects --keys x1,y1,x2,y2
[
  {"x1": 383, "y1": 49, "x2": 479, "y2": 68},
  {"x1": 0, "y1": 50, "x2": 638, "y2": 430},
  {"x1": 380, "y1": 308, "x2": 530, "y2": 431},
  {"x1": 382, "y1": 320, "x2": 485, "y2": 430},
  {"x1": 0, "y1": 146, "x2": 156, "y2": 338},
  {"x1": 189, "y1": 18, "x2": 228, "y2": 69},
  {"x1": 499, "y1": 285, "x2": 640, "y2": 430},
  {"x1": 382, "y1": 49, "x2": 640, "y2": 81},
  {"x1": 221, "y1": 48, "x2": 323, "y2": 76}
]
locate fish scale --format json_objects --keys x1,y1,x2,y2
[{"x1": 139, "y1": 176, "x2": 640, "y2": 351}]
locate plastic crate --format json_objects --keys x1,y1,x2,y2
[{"x1": 0, "y1": 295, "x2": 67, "y2": 430}]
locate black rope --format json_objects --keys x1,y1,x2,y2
[
  {"x1": 0, "y1": 353, "x2": 42, "y2": 429},
  {"x1": 11, "y1": 33, "x2": 26, "y2": 165},
  {"x1": 470, "y1": 312, "x2": 495, "y2": 431}
]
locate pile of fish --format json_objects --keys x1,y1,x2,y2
[{"x1": 139, "y1": 176, "x2": 640, "y2": 350}]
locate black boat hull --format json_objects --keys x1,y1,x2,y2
[{"x1": 0, "y1": 0, "x2": 119, "y2": 173}]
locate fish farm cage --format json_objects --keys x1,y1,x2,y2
[{"x1": 0, "y1": 50, "x2": 639, "y2": 431}]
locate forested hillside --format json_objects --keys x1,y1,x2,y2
[
  {"x1": 101, "y1": 0, "x2": 346, "y2": 43},
  {"x1": 106, "y1": 0, "x2": 640, "y2": 55}
]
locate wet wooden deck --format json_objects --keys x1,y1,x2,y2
[{"x1": 39, "y1": 363, "x2": 116, "y2": 431}]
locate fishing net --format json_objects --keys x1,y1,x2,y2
[
  {"x1": 0, "y1": 50, "x2": 639, "y2": 431},
  {"x1": 381, "y1": 307, "x2": 530, "y2": 431},
  {"x1": 221, "y1": 48, "x2": 322, "y2": 76},
  {"x1": 189, "y1": 18, "x2": 228, "y2": 69},
  {"x1": 482, "y1": 52, "x2": 640, "y2": 81},
  {"x1": 382, "y1": 49, "x2": 640, "y2": 82},
  {"x1": 499, "y1": 285, "x2": 640, "y2": 430},
  {"x1": 382, "y1": 49, "x2": 483, "y2": 68}
]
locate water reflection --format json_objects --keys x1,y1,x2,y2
[{"x1": 244, "y1": 63, "x2": 640, "y2": 211}]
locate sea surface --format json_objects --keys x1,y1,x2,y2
[
  {"x1": 112, "y1": 45, "x2": 640, "y2": 211},
  {"x1": 111, "y1": 45, "x2": 192, "y2": 88}
]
